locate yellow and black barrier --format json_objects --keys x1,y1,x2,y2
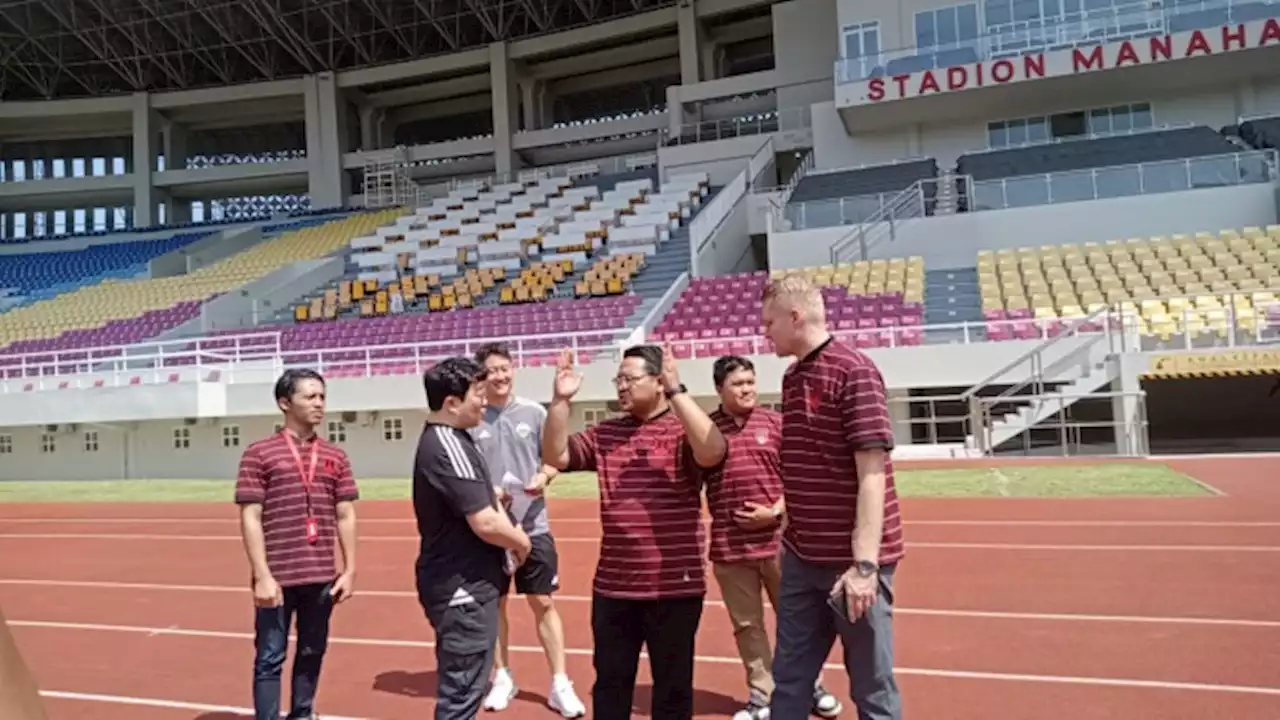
[{"x1": 1143, "y1": 348, "x2": 1280, "y2": 379}]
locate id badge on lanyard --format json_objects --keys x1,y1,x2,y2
[{"x1": 284, "y1": 432, "x2": 321, "y2": 546}]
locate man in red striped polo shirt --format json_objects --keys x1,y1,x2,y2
[
  {"x1": 541, "y1": 344, "x2": 726, "y2": 720},
  {"x1": 761, "y1": 275, "x2": 904, "y2": 720},
  {"x1": 235, "y1": 369, "x2": 359, "y2": 720},
  {"x1": 702, "y1": 355, "x2": 842, "y2": 720}
]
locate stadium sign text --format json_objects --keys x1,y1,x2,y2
[{"x1": 866, "y1": 19, "x2": 1280, "y2": 102}]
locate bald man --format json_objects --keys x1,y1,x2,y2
[{"x1": 760, "y1": 274, "x2": 904, "y2": 720}]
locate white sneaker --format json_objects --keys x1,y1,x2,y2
[
  {"x1": 483, "y1": 669, "x2": 517, "y2": 711},
  {"x1": 547, "y1": 675, "x2": 586, "y2": 718}
]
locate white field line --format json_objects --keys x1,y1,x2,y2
[
  {"x1": 0, "y1": 532, "x2": 1277, "y2": 552},
  {"x1": 2, "y1": 578, "x2": 1278, "y2": 630},
  {"x1": 2, "y1": 517, "x2": 1279, "y2": 528},
  {"x1": 39, "y1": 689, "x2": 370, "y2": 719},
  {"x1": 12, "y1": 618, "x2": 1280, "y2": 698}
]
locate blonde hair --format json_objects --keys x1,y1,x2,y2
[{"x1": 761, "y1": 273, "x2": 825, "y2": 322}]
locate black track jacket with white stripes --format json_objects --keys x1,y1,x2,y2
[{"x1": 412, "y1": 421, "x2": 507, "y2": 607}]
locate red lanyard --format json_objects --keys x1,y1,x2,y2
[{"x1": 283, "y1": 430, "x2": 320, "y2": 518}]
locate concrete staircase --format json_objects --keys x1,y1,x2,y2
[
  {"x1": 970, "y1": 355, "x2": 1117, "y2": 452},
  {"x1": 922, "y1": 266, "x2": 984, "y2": 343}
]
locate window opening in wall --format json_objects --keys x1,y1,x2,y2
[
  {"x1": 914, "y1": 3, "x2": 979, "y2": 50},
  {"x1": 40, "y1": 433, "x2": 56, "y2": 454},
  {"x1": 0, "y1": 434, "x2": 13, "y2": 454},
  {"x1": 173, "y1": 427, "x2": 191, "y2": 450},
  {"x1": 987, "y1": 102, "x2": 1153, "y2": 148},
  {"x1": 582, "y1": 409, "x2": 612, "y2": 427},
  {"x1": 382, "y1": 417, "x2": 404, "y2": 442},
  {"x1": 84, "y1": 431, "x2": 99, "y2": 453},
  {"x1": 222, "y1": 425, "x2": 241, "y2": 449},
  {"x1": 327, "y1": 421, "x2": 347, "y2": 444}
]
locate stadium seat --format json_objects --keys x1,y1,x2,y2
[
  {"x1": 0, "y1": 232, "x2": 211, "y2": 306},
  {"x1": 978, "y1": 226, "x2": 1280, "y2": 342},
  {"x1": 0, "y1": 210, "x2": 403, "y2": 353},
  {"x1": 651, "y1": 259, "x2": 927, "y2": 356},
  {"x1": 166, "y1": 294, "x2": 643, "y2": 376}
]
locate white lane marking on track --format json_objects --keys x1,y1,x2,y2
[
  {"x1": 2, "y1": 532, "x2": 1278, "y2": 552},
  {"x1": 13, "y1": 619, "x2": 1280, "y2": 697},
  {"x1": 4, "y1": 517, "x2": 1280, "y2": 527},
  {"x1": 40, "y1": 689, "x2": 370, "y2": 719},
  {"x1": 2, "y1": 578, "x2": 1279, "y2": 629}
]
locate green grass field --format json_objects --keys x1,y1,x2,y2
[{"x1": 0, "y1": 464, "x2": 1211, "y2": 503}]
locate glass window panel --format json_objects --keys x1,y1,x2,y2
[
  {"x1": 985, "y1": 0, "x2": 1012, "y2": 26},
  {"x1": 958, "y1": 4, "x2": 979, "y2": 41},
  {"x1": 937, "y1": 8, "x2": 958, "y2": 46},
  {"x1": 988, "y1": 123, "x2": 1008, "y2": 148},
  {"x1": 1027, "y1": 117, "x2": 1050, "y2": 142},
  {"x1": 915, "y1": 11, "x2": 937, "y2": 47},
  {"x1": 1012, "y1": 0, "x2": 1042, "y2": 21}
]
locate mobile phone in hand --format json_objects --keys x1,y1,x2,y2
[{"x1": 827, "y1": 585, "x2": 851, "y2": 623}]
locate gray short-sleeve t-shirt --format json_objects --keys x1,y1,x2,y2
[{"x1": 471, "y1": 396, "x2": 550, "y2": 536}]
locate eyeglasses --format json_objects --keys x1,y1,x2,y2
[{"x1": 612, "y1": 373, "x2": 652, "y2": 387}]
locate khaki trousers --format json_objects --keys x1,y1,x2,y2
[{"x1": 712, "y1": 555, "x2": 783, "y2": 702}]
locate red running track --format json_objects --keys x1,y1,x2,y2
[{"x1": 1, "y1": 456, "x2": 1278, "y2": 719}]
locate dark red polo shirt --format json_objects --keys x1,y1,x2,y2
[
  {"x1": 703, "y1": 406, "x2": 784, "y2": 565},
  {"x1": 567, "y1": 409, "x2": 707, "y2": 600},
  {"x1": 779, "y1": 337, "x2": 905, "y2": 567},
  {"x1": 234, "y1": 430, "x2": 360, "y2": 588}
]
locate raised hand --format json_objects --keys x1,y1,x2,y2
[
  {"x1": 660, "y1": 342, "x2": 681, "y2": 392},
  {"x1": 552, "y1": 348, "x2": 583, "y2": 400}
]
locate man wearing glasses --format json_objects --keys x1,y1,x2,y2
[{"x1": 541, "y1": 344, "x2": 726, "y2": 720}]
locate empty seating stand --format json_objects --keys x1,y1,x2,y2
[
  {"x1": 957, "y1": 127, "x2": 1240, "y2": 182},
  {"x1": 977, "y1": 225, "x2": 1280, "y2": 344},
  {"x1": 786, "y1": 160, "x2": 940, "y2": 227},
  {"x1": 1239, "y1": 116, "x2": 1280, "y2": 152}
]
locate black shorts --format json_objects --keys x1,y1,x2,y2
[{"x1": 504, "y1": 533, "x2": 560, "y2": 596}]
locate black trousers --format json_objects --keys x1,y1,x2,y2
[
  {"x1": 590, "y1": 593, "x2": 704, "y2": 720},
  {"x1": 422, "y1": 595, "x2": 500, "y2": 720},
  {"x1": 253, "y1": 581, "x2": 334, "y2": 720}
]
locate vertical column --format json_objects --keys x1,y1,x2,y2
[
  {"x1": 358, "y1": 106, "x2": 387, "y2": 151},
  {"x1": 163, "y1": 121, "x2": 192, "y2": 225},
  {"x1": 131, "y1": 92, "x2": 158, "y2": 228},
  {"x1": 303, "y1": 72, "x2": 351, "y2": 209},
  {"x1": 1110, "y1": 356, "x2": 1144, "y2": 456},
  {"x1": 677, "y1": 0, "x2": 702, "y2": 85},
  {"x1": 489, "y1": 41, "x2": 521, "y2": 179}
]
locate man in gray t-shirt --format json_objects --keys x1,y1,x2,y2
[{"x1": 471, "y1": 343, "x2": 586, "y2": 718}]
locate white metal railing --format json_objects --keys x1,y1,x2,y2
[
  {"x1": 0, "y1": 331, "x2": 285, "y2": 373},
  {"x1": 834, "y1": 0, "x2": 1271, "y2": 85},
  {"x1": 689, "y1": 170, "x2": 748, "y2": 276},
  {"x1": 971, "y1": 150, "x2": 1278, "y2": 211},
  {"x1": 827, "y1": 181, "x2": 931, "y2": 262},
  {"x1": 664, "y1": 106, "x2": 813, "y2": 146},
  {"x1": 448, "y1": 152, "x2": 660, "y2": 191},
  {"x1": 4, "y1": 294, "x2": 1277, "y2": 392}
]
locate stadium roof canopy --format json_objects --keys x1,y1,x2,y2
[{"x1": 0, "y1": 0, "x2": 675, "y2": 101}]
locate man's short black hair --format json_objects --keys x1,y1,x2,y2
[
  {"x1": 424, "y1": 357, "x2": 488, "y2": 412},
  {"x1": 274, "y1": 368, "x2": 325, "y2": 402},
  {"x1": 621, "y1": 344, "x2": 662, "y2": 376},
  {"x1": 713, "y1": 355, "x2": 755, "y2": 388},
  {"x1": 474, "y1": 342, "x2": 512, "y2": 364}
]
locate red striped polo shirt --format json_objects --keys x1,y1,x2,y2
[
  {"x1": 702, "y1": 406, "x2": 784, "y2": 565},
  {"x1": 567, "y1": 409, "x2": 707, "y2": 600},
  {"x1": 234, "y1": 430, "x2": 360, "y2": 588},
  {"x1": 779, "y1": 337, "x2": 905, "y2": 567}
]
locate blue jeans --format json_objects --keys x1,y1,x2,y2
[
  {"x1": 769, "y1": 551, "x2": 901, "y2": 720},
  {"x1": 253, "y1": 581, "x2": 334, "y2": 720}
]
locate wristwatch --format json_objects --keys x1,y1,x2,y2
[
  {"x1": 853, "y1": 560, "x2": 878, "y2": 577},
  {"x1": 664, "y1": 383, "x2": 687, "y2": 399}
]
